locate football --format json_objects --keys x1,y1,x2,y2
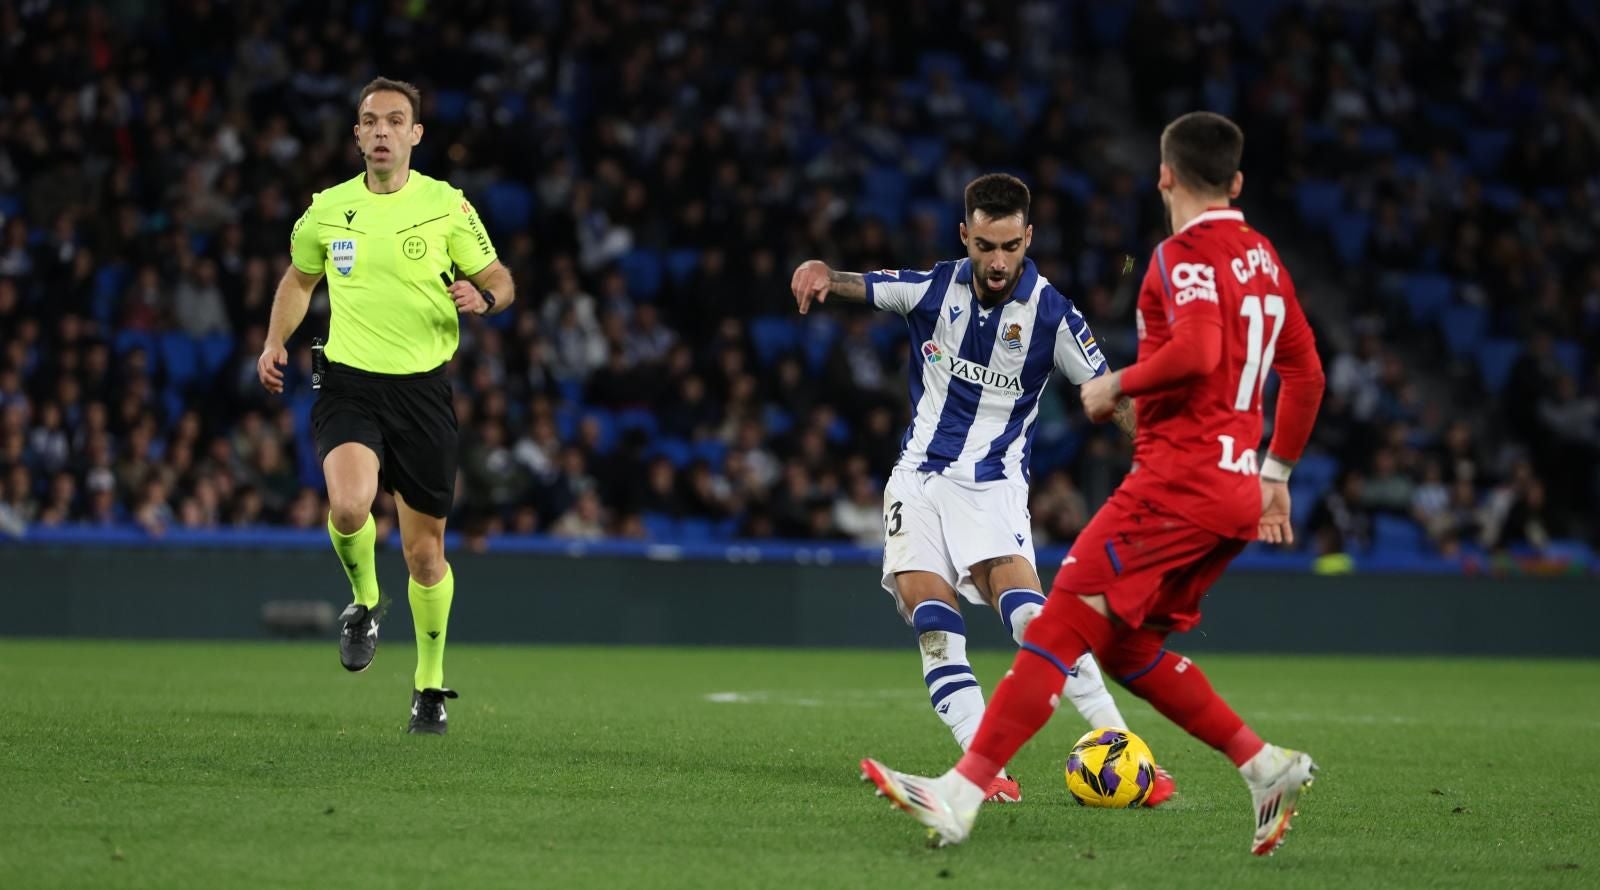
[{"x1": 1065, "y1": 728, "x2": 1157, "y2": 808}]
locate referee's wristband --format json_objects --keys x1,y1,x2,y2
[
  {"x1": 478, "y1": 289, "x2": 497, "y2": 315},
  {"x1": 1261, "y1": 454, "x2": 1294, "y2": 483}
]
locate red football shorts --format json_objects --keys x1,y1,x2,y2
[{"x1": 1051, "y1": 481, "x2": 1248, "y2": 633}]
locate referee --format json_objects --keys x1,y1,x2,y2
[{"x1": 257, "y1": 77, "x2": 515, "y2": 734}]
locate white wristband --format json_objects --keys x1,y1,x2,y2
[{"x1": 1261, "y1": 455, "x2": 1294, "y2": 483}]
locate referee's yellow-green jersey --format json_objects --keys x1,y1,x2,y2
[{"x1": 290, "y1": 171, "x2": 498, "y2": 374}]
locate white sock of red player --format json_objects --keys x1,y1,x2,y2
[
  {"x1": 1000, "y1": 588, "x2": 1129, "y2": 730},
  {"x1": 912, "y1": 600, "x2": 987, "y2": 753}
]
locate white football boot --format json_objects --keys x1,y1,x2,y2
[
  {"x1": 1244, "y1": 746, "x2": 1318, "y2": 856},
  {"x1": 860, "y1": 758, "x2": 984, "y2": 847}
]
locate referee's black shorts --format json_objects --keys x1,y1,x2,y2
[{"x1": 313, "y1": 362, "x2": 458, "y2": 519}]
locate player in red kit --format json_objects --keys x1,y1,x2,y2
[{"x1": 860, "y1": 111, "x2": 1328, "y2": 856}]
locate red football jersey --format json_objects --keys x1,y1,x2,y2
[{"x1": 1122, "y1": 207, "x2": 1320, "y2": 539}]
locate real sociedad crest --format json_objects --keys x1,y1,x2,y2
[{"x1": 331, "y1": 239, "x2": 357, "y2": 276}]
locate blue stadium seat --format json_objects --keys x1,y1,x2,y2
[
  {"x1": 868, "y1": 319, "x2": 908, "y2": 355},
  {"x1": 917, "y1": 51, "x2": 965, "y2": 81},
  {"x1": 1440, "y1": 304, "x2": 1487, "y2": 356},
  {"x1": 713, "y1": 518, "x2": 739, "y2": 541},
  {"x1": 1295, "y1": 180, "x2": 1343, "y2": 226},
  {"x1": 1403, "y1": 273, "x2": 1454, "y2": 323},
  {"x1": 1463, "y1": 129, "x2": 1512, "y2": 174},
  {"x1": 433, "y1": 89, "x2": 470, "y2": 123},
  {"x1": 1392, "y1": 153, "x2": 1427, "y2": 180},
  {"x1": 908, "y1": 198, "x2": 957, "y2": 233},
  {"x1": 749, "y1": 316, "x2": 800, "y2": 364},
  {"x1": 677, "y1": 517, "x2": 714, "y2": 542},
  {"x1": 1289, "y1": 481, "x2": 1319, "y2": 532},
  {"x1": 619, "y1": 249, "x2": 663, "y2": 300},
  {"x1": 616, "y1": 408, "x2": 658, "y2": 436},
  {"x1": 764, "y1": 406, "x2": 793, "y2": 436},
  {"x1": 483, "y1": 181, "x2": 534, "y2": 230},
  {"x1": 1480, "y1": 182, "x2": 1522, "y2": 212},
  {"x1": 652, "y1": 437, "x2": 693, "y2": 468},
  {"x1": 1087, "y1": 2, "x2": 1134, "y2": 42},
  {"x1": 640, "y1": 512, "x2": 676, "y2": 540},
  {"x1": 1372, "y1": 515, "x2": 1426, "y2": 555},
  {"x1": 1329, "y1": 213, "x2": 1370, "y2": 265},
  {"x1": 159, "y1": 332, "x2": 201, "y2": 388},
  {"x1": 863, "y1": 165, "x2": 908, "y2": 203},
  {"x1": 199, "y1": 333, "x2": 235, "y2": 376},
  {"x1": 555, "y1": 403, "x2": 580, "y2": 440},
  {"x1": 693, "y1": 438, "x2": 727, "y2": 468},
  {"x1": 497, "y1": 91, "x2": 527, "y2": 119},
  {"x1": 1056, "y1": 170, "x2": 1094, "y2": 203},
  {"x1": 1536, "y1": 187, "x2": 1566, "y2": 208},
  {"x1": 1292, "y1": 453, "x2": 1339, "y2": 495},
  {"x1": 854, "y1": 194, "x2": 903, "y2": 227},
  {"x1": 665, "y1": 248, "x2": 700, "y2": 286},
  {"x1": 161, "y1": 387, "x2": 185, "y2": 426},
  {"x1": 0, "y1": 193, "x2": 19, "y2": 221},
  {"x1": 905, "y1": 137, "x2": 946, "y2": 177},
  {"x1": 1421, "y1": 102, "x2": 1467, "y2": 131},
  {"x1": 581, "y1": 409, "x2": 618, "y2": 454},
  {"x1": 114, "y1": 329, "x2": 157, "y2": 362},
  {"x1": 1553, "y1": 340, "x2": 1585, "y2": 382},
  {"x1": 1227, "y1": 0, "x2": 1290, "y2": 42},
  {"x1": 1302, "y1": 122, "x2": 1336, "y2": 145},
  {"x1": 896, "y1": 78, "x2": 929, "y2": 105},
  {"x1": 1477, "y1": 339, "x2": 1522, "y2": 393},
  {"x1": 1360, "y1": 125, "x2": 1399, "y2": 154}
]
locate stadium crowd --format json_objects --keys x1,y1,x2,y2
[{"x1": 0, "y1": 0, "x2": 1594, "y2": 559}]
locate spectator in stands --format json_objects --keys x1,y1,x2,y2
[
  {"x1": 1308, "y1": 470, "x2": 1372, "y2": 557},
  {"x1": 0, "y1": 0, "x2": 1594, "y2": 560}
]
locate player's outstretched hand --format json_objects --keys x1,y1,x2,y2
[
  {"x1": 257, "y1": 341, "x2": 288, "y2": 394},
  {"x1": 791, "y1": 259, "x2": 832, "y2": 315},
  {"x1": 1079, "y1": 371, "x2": 1122, "y2": 423},
  {"x1": 1258, "y1": 479, "x2": 1293, "y2": 546}
]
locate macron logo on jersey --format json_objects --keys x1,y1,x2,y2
[{"x1": 921, "y1": 341, "x2": 1023, "y2": 393}]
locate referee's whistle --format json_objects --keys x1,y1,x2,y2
[{"x1": 439, "y1": 271, "x2": 454, "y2": 287}]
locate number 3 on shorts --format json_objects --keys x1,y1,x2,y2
[{"x1": 885, "y1": 500, "x2": 903, "y2": 536}]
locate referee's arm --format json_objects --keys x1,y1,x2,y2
[
  {"x1": 447, "y1": 259, "x2": 515, "y2": 316},
  {"x1": 258, "y1": 265, "x2": 323, "y2": 394}
]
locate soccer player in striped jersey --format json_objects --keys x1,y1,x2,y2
[
  {"x1": 791, "y1": 173, "x2": 1173, "y2": 806},
  {"x1": 860, "y1": 113, "x2": 1326, "y2": 857}
]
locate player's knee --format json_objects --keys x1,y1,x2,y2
[
  {"x1": 1099, "y1": 630, "x2": 1168, "y2": 684},
  {"x1": 402, "y1": 534, "x2": 445, "y2": 583},
  {"x1": 327, "y1": 498, "x2": 369, "y2": 535}
]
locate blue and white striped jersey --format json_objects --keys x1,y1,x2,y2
[{"x1": 865, "y1": 258, "x2": 1106, "y2": 484}]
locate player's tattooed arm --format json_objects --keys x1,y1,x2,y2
[
  {"x1": 825, "y1": 270, "x2": 867, "y2": 302},
  {"x1": 1112, "y1": 397, "x2": 1137, "y2": 440},
  {"x1": 792, "y1": 260, "x2": 866, "y2": 314}
]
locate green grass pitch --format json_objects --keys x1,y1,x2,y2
[{"x1": 2, "y1": 641, "x2": 1596, "y2": 889}]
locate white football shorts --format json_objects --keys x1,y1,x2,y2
[{"x1": 879, "y1": 467, "x2": 1036, "y2": 621}]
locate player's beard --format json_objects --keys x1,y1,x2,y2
[
  {"x1": 1159, "y1": 190, "x2": 1175, "y2": 237},
  {"x1": 975, "y1": 263, "x2": 1021, "y2": 307}
]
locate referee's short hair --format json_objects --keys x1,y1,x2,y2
[{"x1": 357, "y1": 77, "x2": 422, "y2": 124}]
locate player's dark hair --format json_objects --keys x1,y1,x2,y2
[
  {"x1": 964, "y1": 173, "x2": 1030, "y2": 223},
  {"x1": 1160, "y1": 111, "x2": 1244, "y2": 195},
  {"x1": 357, "y1": 77, "x2": 422, "y2": 124}
]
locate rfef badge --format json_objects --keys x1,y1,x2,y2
[{"x1": 331, "y1": 239, "x2": 357, "y2": 276}]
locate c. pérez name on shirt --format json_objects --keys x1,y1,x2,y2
[{"x1": 922, "y1": 341, "x2": 1024, "y2": 393}]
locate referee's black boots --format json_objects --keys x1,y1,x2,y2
[{"x1": 338, "y1": 601, "x2": 383, "y2": 672}]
